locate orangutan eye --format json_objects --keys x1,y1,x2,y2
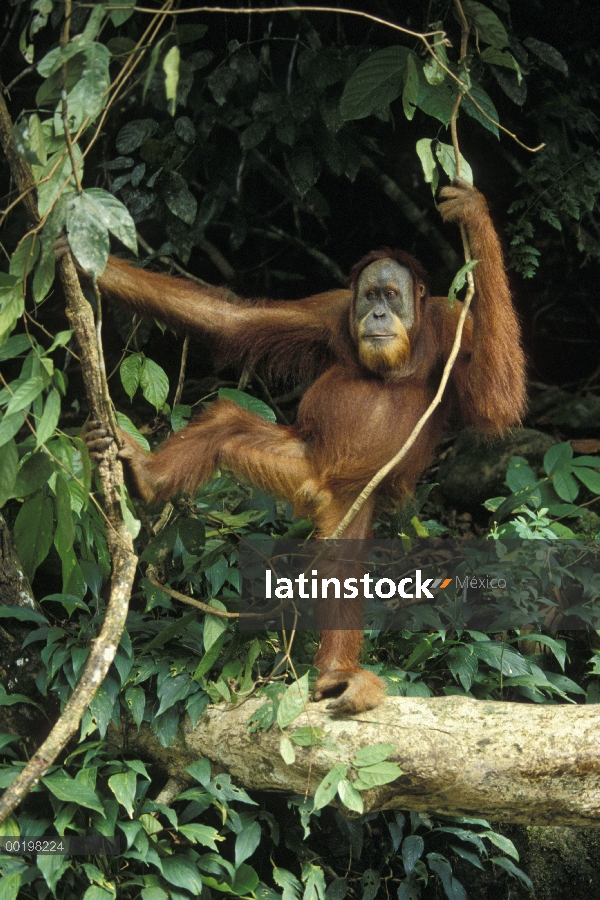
[
  {"x1": 387, "y1": 290, "x2": 397, "y2": 300},
  {"x1": 366, "y1": 291, "x2": 376, "y2": 301}
]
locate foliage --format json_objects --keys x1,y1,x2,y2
[{"x1": 0, "y1": 1, "x2": 598, "y2": 899}]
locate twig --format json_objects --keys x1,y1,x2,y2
[
  {"x1": 82, "y1": 5, "x2": 447, "y2": 43},
  {"x1": 173, "y1": 336, "x2": 190, "y2": 408}
]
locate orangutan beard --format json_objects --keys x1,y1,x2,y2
[{"x1": 358, "y1": 320, "x2": 412, "y2": 375}]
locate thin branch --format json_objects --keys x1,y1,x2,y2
[
  {"x1": 84, "y1": 5, "x2": 447, "y2": 43},
  {"x1": 173, "y1": 336, "x2": 190, "y2": 408}
]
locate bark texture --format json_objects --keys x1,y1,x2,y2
[{"x1": 179, "y1": 695, "x2": 600, "y2": 826}]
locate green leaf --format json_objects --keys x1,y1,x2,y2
[
  {"x1": 178, "y1": 823, "x2": 222, "y2": 851},
  {"x1": 235, "y1": 820, "x2": 261, "y2": 866},
  {"x1": 178, "y1": 518, "x2": 205, "y2": 555},
  {"x1": 14, "y1": 493, "x2": 54, "y2": 579},
  {"x1": 435, "y1": 143, "x2": 473, "y2": 186},
  {"x1": 280, "y1": 735, "x2": 296, "y2": 764},
  {"x1": 163, "y1": 172, "x2": 197, "y2": 225},
  {"x1": 462, "y1": 1, "x2": 509, "y2": 48},
  {"x1": 115, "y1": 412, "x2": 150, "y2": 452},
  {"x1": 156, "y1": 674, "x2": 192, "y2": 716},
  {"x1": 313, "y1": 763, "x2": 347, "y2": 812},
  {"x1": 480, "y1": 47, "x2": 521, "y2": 77},
  {"x1": 0, "y1": 604, "x2": 46, "y2": 623},
  {"x1": 42, "y1": 772, "x2": 104, "y2": 812},
  {"x1": 140, "y1": 357, "x2": 169, "y2": 410},
  {"x1": 573, "y1": 466, "x2": 600, "y2": 495},
  {"x1": 232, "y1": 864, "x2": 259, "y2": 896},
  {"x1": 544, "y1": 672, "x2": 586, "y2": 696},
  {"x1": 423, "y1": 44, "x2": 447, "y2": 86},
  {"x1": 120, "y1": 354, "x2": 142, "y2": 400},
  {"x1": 194, "y1": 631, "x2": 226, "y2": 679},
  {"x1": 402, "y1": 835, "x2": 424, "y2": 874},
  {"x1": 302, "y1": 864, "x2": 326, "y2": 900},
  {"x1": 12, "y1": 451, "x2": 54, "y2": 498},
  {"x1": 506, "y1": 457, "x2": 537, "y2": 493},
  {"x1": 161, "y1": 857, "x2": 205, "y2": 895},
  {"x1": 490, "y1": 856, "x2": 533, "y2": 888},
  {"x1": 543, "y1": 441, "x2": 573, "y2": 475},
  {"x1": 66, "y1": 193, "x2": 110, "y2": 278},
  {"x1": 450, "y1": 844, "x2": 484, "y2": 870},
  {"x1": 0, "y1": 685, "x2": 41, "y2": 708},
  {"x1": 285, "y1": 147, "x2": 319, "y2": 198},
  {"x1": 571, "y1": 455, "x2": 600, "y2": 468},
  {"x1": 462, "y1": 81, "x2": 499, "y2": 138},
  {"x1": 290, "y1": 726, "x2": 325, "y2": 747},
  {"x1": 185, "y1": 757, "x2": 211, "y2": 786},
  {"x1": 402, "y1": 56, "x2": 419, "y2": 121},
  {"x1": 240, "y1": 121, "x2": 270, "y2": 150},
  {"x1": 5, "y1": 376, "x2": 44, "y2": 416},
  {"x1": 108, "y1": 0, "x2": 135, "y2": 26},
  {"x1": 0, "y1": 439, "x2": 18, "y2": 507},
  {"x1": 53, "y1": 473, "x2": 75, "y2": 562},
  {"x1": 67, "y1": 43, "x2": 111, "y2": 128},
  {"x1": 0, "y1": 872, "x2": 21, "y2": 900},
  {"x1": 36, "y1": 388, "x2": 61, "y2": 447},
  {"x1": 337, "y1": 779, "x2": 363, "y2": 813},
  {"x1": 0, "y1": 333, "x2": 32, "y2": 362},
  {"x1": 471, "y1": 641, "x2": 530, "y2": 677},
  {"x1": 524, "y1": 37, "x2": 568, "y2": 76},
  {"x1": 116, "y1": 118, "x2": 159, "y2": 153},
  {"x1": 447, "y1": 646, "x2": 478, "y2": 691},
  {"x1": 274, "y1": 867, "x2": 302, "y2": 900},
  {"x1": 352, "y1": 744, "x2": 395, "y2": 767},
  {"x1": 417, "y1": 79, "x2": 456, "y2": 125},
  {"x1": 447, "y1": 259, "x2": 478, "y2": 305},
  {"x1": 351, "y1": 761, "x2": 402, "y2": 790},
  {"x1": 552, "y1": 470, "x2": 579, "y2": 502},
  {"x1": 204, "y1": 599, "x2": 228, "y2": 652},
  {"x1": 208, "y1": 66, "x2": 237, "y2": 106},
  {"x1": 125, "y1": 685, "x2": 145, "y2": 727},
  {"x1": 427, "y1": 852, "x2": 467, "y2": 900},
  {"x1": 12, "y1": 112, "x2": 47, "y2": 166},
  {"x1": 108, "y1": 769, "x2": 137, "y2": 818},
  {"x1": 277, "y1": 674, "x2": 309, "y2": 729},
  {"x1": 416, "y1": 138, "x2": 438, "y2": 192},
  {"x1": 218, "y1": 388, "x2": 276, "y2": 423},
  {"x1": 163, "y1": 45, "x2": 180, "y2": 116},
  {"x1": 483, "y1": 831, "x2": 518, "y2": 859},
  {"x1": 340, "y1": 47, "x2": 410, "y2": 120},
  {"x1": 82, "y1": 189, "x2": 138, "y2": 254}
]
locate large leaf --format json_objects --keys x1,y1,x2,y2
[
  {"x1": 140, "y1": 357, "x2": 169, "y2": 410},
  {"x1": 42, "y1": 772, "x2": 103, "y2": 812},
  {"x1": 163, "y1": 172, "x2": 197, "y2": 225},
  {"x1": 14, "y1": 493, "x2": 54, "y2": 579},
  {"x1": 340, "y1": 47, "x2": 411, "y2": 120},
  {"x1": 55, "y1": 43, "x2": 111, "y2": 132},
  {"x1": 66, "y1": 193, "x2": 110, "y2": 278},
  {"x1": 82, "y1": 189, "x2": 138, "y2": 254},
  {"x1": 461, "y1": 1, "x2": 508, "y2": 48},
  {"x1": 462, "y1": 81, "x2": 500, "y2": 138}
]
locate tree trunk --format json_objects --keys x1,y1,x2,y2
[{"x1": 173, "y1": 695, "x2": 600, "y2": 826}]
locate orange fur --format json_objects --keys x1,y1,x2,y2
[{"x1": 88, "y1": 181, "x2": 525, "y2": 714}]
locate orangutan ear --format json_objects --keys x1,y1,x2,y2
[{"x1": 418, "y1": 282, "x2": 426, "y2": 298}]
